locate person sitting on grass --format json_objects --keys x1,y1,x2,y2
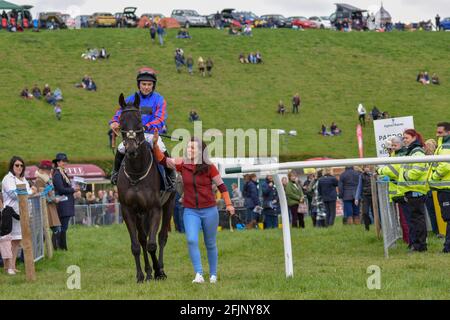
[
  {"x1": 320, "y1": 124, "x2": 332, "y2": 136},
  {"x1": 239, "y1": 53, "x2": 248, "y2": 63},
  {"x1": 86, "y1": 78, "x2": 97, "y2": 91},
  {"x1": 189, "y1": 109, "x2": 200, "y2": 122},
  {"x1": 277, "y1": 101, "x2": 286, "y2": 115},
  {"x1": 31, "y1": 84, "x2": 42, "y2": 99},
  {"x1": 255, "y1": 51, "x2": 263, "y2": 64},
  {"x1": 431, "y1": 73, "x2": 440, "y2": 85},
  {"x1": 43, "y1": 84, "x2": 51, "y2": 96},
  {"x1": 45, "y1": 91, "x2": 57, "y2": 106},
  {"x1": 242, "y1": 24, "x2": 252, "y2": 36},
  {"x1": 99, "y1": 47, "x2": 110, "y2": 59},
  {"x1": 176, "y1": 28, "x2": 192, "y2": 39},
  {"x1": 53, "y1": 88, "x2": 63, "y2": 101},
  {"x1": 330, "y1": 122, "x2": 342, "y2": 135},
  {"x1": 20, "y1": 88, "x2": 33, "y2": 99}
]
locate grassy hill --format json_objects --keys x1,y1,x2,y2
[{"x1": 0, "y1": 28, "x2": 449, "y2": 172}]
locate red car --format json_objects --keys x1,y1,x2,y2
[{"x1": 288, "y1": 16, "x2": 318, "y2": 29}]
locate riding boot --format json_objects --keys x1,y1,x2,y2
[
  {"x1": 111, "y1": 151, "x2": 125, "y2": 185},
  {"x1": 164, "y1": 151, "x2": 176, "y2": 192}
]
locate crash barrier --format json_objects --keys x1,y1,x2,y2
[
  {"x1": 225, "y1": 154, "x2": 450, "y2": 278},
  {"x1": 28, "y1": 196, "x2": 44, "y2": 262},
  {"x1": 375, "y1": 181, "x2": 402, "y2": 258},
  {"x1": 71, "y1": 203, "x2": 122, "y2": 226}
]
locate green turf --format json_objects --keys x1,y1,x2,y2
[
  {"x1": 0, "y1": 28, "x2": 449, "y2": 170},
  {"x1": 0, "y1": 218, "x2": 449, "y2": 299}
]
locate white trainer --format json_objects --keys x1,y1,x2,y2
[
  {"x1": 210, "y1": 275, "x2": 217, "y2": 284},
  {"x1": 7, "y1": 269, "x2": 16, "y2": 275},
  {"x1": 192, "y1": 273, "x2": 204, "y2": 283}
]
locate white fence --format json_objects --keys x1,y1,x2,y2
[{"x1": 28, "y1": 197, "x2": 45, "y2": 262}]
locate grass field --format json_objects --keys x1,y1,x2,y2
[
  {"x1": 0, "y1": 28, "x2": 449, "y2": 173},
  {"x1": 0, "y1": 218, "x2": 449, "y2": 300}
]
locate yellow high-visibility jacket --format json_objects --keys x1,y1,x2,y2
[
  {"x1": 397, "y1": 144, "x2": 429, "y2": 195},
  {"x1": 429, "y1": 135, "x2": 450, "y2": 191}
]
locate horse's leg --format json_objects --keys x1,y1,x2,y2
[
  {"x1": 122, "y1": 208, "x2": 145, "y2": 283},
  {"x1": 147, "y1": 206, "x2": 162, "y2": 279},
  {"x1": 137, "y1": 214, "x2": 152, "y2": 281},
  {"x1": 157, "y1": 192, "x2": 176, "y2": 279}
]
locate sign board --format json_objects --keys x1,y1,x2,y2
[{"x1": 373, "y1": 116, "x2": 414, "y2": 157}]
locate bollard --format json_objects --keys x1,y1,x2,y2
[{"x1": 17, "y1": 184, "x2": 36, "y2": 281}]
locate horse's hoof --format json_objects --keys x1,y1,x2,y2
[
  {"x1": 145, "y1": 274, "x2": 153, "y2": 282},
  {"x1": 137, "y1": 274, "x2": 145, "y2": 283},
  {"x1": 155, "y1": 271, "x2": 167, "y2": 280}
]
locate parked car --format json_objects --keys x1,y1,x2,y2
[
  {"x1": 309, "y1": 16, "x2": 332, "y2": 29},
  {"x1": 260, "y1": 14, "x2": 290, "y2": 28},
  {"x1": 115, "y1": 7, "x2": 138, "y2": 27},
  {"x1": 439, "y1": 17, "x2": 450, "y2": 30},
  {"x1": 171, "y1": 9, "x2": 208, "y2": 27},
  {"x1": 288, "y1": 16, "x2": 317, "y2": 29},
  {"x1": 141, "y1": 13, "x2": 165, "y2": 23},
  {"x1": 38, "y1": 12, "x2": 66, "y2": 29},
  {"x1": 75, "y1": 15, "x2": 90, "y2": 28},
  {"x1": 88, "y1": 12, "x2": 116, "y2": 27}
]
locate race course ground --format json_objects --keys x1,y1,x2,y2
[{"x1": 1, "y1": 218, "x2": 449, "y2": 300}]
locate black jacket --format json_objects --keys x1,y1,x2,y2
[
  {"x1": 0, "y1": 206, "x2": 20, "y2": 236},
  {"x1": 361, "y1": 172, "x2": 372, "y2": 197},
  {"x1": 338, "y1": 167, "x2": 361, "y2": 200},
  {"x1": 318, "y1": 174, "x2": 338, "y2": 202},
  {"x1": 53, "y1": 168, "x2": 75, "y2": 218}
]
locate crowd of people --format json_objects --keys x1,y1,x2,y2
[
  {"x1": 81, "y1": 47, "x2": 110, "y2": 61},
  {"x1": 75, "y1": 75, "x2": 97, "y2": 91},
  {"x1": 417, "y1": 71, "x2": 440, "y2": 85},
  {"x1": 277, "y1": 93, "x2": 302, "y2": 115},
  {"x1": 20, "y1": 84, "x2": 64, "y2": 121},
  {"x1": 174, "y1": 48, "x2": 214, "y2": 77},
  {"x1": 319, "y1": 122, "x2": 342, "y2": 136},
  {"x1": 357, "y1": 103, "x2": 390, "y2": 127},
  {"x1": 239, "y1": 52, "x2": 263, "y2": 64}
]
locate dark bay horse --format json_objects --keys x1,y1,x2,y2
[{"x1": 117, "y1": 93, "x2": 175, "y2": 283}]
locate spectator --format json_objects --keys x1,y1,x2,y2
[
  {"x1": 186, "y1": 55, "x2": 194, "y2": 75},
  {"x1": 174, "y1": 48, "x2": 185, "y2": 73},
  {"x1": 255, "y1": 51, "x2": 263, "y2": 64},
  {"x1": 198, "y1": 57, "x2": 206, "y2": 77},
  {"x1": 87, "y1": 78, "x2": 97, "y2": 91},
  {"x1": 338, "y1": 166, "x2": 362, "y2": 225},
  {"x1": 189, "y1": 109, "x2": 200, "y2": 122},
  {"x1": 53, "y1": 88, "x2": 63, "y2": 101},
  {"x1": 243, "y1": 173, "x2": 260, "y2": 229},
  {"x1": 302, "y1": 174, "x2": 314, "y2": 216},
  {"x1": 292, "y1": 93, "x2": 301, "y2": 114},
  {"x1": 176, "y1": 28, "x2": 191, "y2": 38},
  {"x1": 243, "y1": 24, "x2": 252, "y2": 36},
  {"x1": 277, "y1": 100, "x2": 286, "y2": 115},
  {"x1": 285, "y1": 171, "x2": 305, "y2": 228},
  {"x1": 358, "y1": 165, "x2": 374, "y2": 231},
  {"x1": 99, "y1": 47, "x2": 110, "y2": 59},
  {"x1": 381, "y1": 111, "x2": 390, "y2": 119},
  {"x1": 52, "y1": 153, "x2": 78, "y2": 251},
  {"x1": 0, "y1": 203, "x2": 20, "y2": 275},
  {"x1": 307, "y1": 170, "x2": 326, "y2": 227},
  {"x1": 248, "y1": 52, "x2": 257, "y2": 64},
  {"x1": 231, "y1": 183, "x2": 242, "y2": 201},
  {"x1": 431, "y1": 73, "x2": 440, "y2": 85},
  {"x1": 417, "y1": 71, "x2": 430, "y2": 85},
  {"x1": 20, "y1": 88, "x2": 33, "y2": 99},
  {"x1": 54, "y1": 104, "x2": 62, "y2": 120},
  {"x1": 330, "y1": 122, "x2": 342, "y2": 135},
  {"x1": 281, "y1": 176, "x2": 288, "y2": 188},
  {"x1": 318, "y1": 168, "x2": 338, "y2": 227},
  {"x1": 1, "y1": 156, "x2": 31, "y2": 274},
  {"x1": 424, "y1": 138, "x2": 440, "y2": 237},
  {"x1": 371, "y1": 106, "x2": 381, "y2": 120},
  {"x1": 206, "y1": 58, "x2": 214, "y2": 77},
  {"x1": 42, "y1": 84, "x2": 51, "y2": 96},
  {"x1": 435, "y1": 14, "x2": 440, "y2": 31},
  {"x1": 31, "y1": 84, "x2": 42, "y2": 99},
  {"x1": 149, "y1": 23, "x2": 156, "y2": 43},
  {"x1": 34, "y1": 160, "x2": 62, "y2": 249},
  {"x1": 157, "y1": 23, "x2": 165, "y2": 46},
  {"x1": 214, "y1": 11, "x2": 222, "y2": 29},
  {"x1": 261, "y1": 175, "x2": 279, "y2": 229},
  {"x1": 239, "y1": 53, "x2": 248, "y2": 64},
  {"x1": 45, "y1": 91, "x2": 57, "y2": 106},
  {"x1": 357, "y1": 103, "x2": 366, "y2": 126},
  {"x1": 400, "y1": 129, "x2": 428, "y2": 252}
]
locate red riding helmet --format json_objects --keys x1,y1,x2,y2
[{"x1": 137, "y1": 67, "x2": 157, "y2": 89}]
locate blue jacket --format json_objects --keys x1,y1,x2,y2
[
  {"x1": 52, "y1": 169, "x2": 75, "y2": 218},
  {"x1": 243, "y1": 180, "x2": 260, "y2": 209},
  {"x1": 338, "y1": 167, "x2": 361, "y2": 201},
  {"x1": 110, "y1": 91, "x2": 167, "y2": 133},
  {"x1": 317, "y1": 174, "x2": 338, "y2": 202},
  {"x1": 261, "y1": 179, "x2": 279, "y2": 209}
]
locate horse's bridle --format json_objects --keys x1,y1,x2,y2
[{"x1": 119, "y1": 108, "x2": 153, "y2": 185}]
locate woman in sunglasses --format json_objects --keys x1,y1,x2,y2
[{"x1": 1, "y1": 156, "x2": 32, "y2": 274}]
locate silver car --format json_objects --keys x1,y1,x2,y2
[{"x1": 171, "y1": 9, "x2": 208, "y2": 27}]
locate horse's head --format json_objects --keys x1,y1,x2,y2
[{"x1": 119, "y1": 93, "x2": 144, "y2": 158}]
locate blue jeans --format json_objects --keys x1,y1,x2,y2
[
  {"x1": 343, "y1": 200, "x2": 360, "y2": 218},
  {"x1": 246, "y1": 208, "x2": 255, "y2": 224},
  {"x1": 184, "y1": 206, "x2": 219, "y2": 276},
  {"x1": 264, "y1": 213, "x2": 278, "y2": 229},
  {"x1": 158, "y1": 34, "x2": 164, "y2": 46}
]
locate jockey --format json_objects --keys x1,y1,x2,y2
[{"x1": 109, "y1": 67, "x2": 175, "y2": 189}]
